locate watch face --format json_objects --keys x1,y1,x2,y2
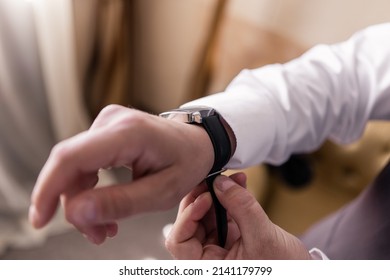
[{"x1": 159, "y1": 106, "x2": 216, "y2": 123}]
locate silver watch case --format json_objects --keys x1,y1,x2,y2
[{"x1": 159, "y1": 106, "x2": 216, "y2": 124}]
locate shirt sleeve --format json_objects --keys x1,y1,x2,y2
[{"x1": 182, "y1": 23, "x2": 390, "y2": 169}]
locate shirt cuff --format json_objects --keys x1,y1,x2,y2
[{"x1": 309, "y1": 248, "x2": 329, "y2": 260}]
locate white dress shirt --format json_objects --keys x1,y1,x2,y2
[{"x1": 184, "y1": 23, "x2": 390, "y2": 169}]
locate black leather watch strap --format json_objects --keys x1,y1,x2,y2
[
  {"x1": 202, "y1": 114, "x2": 231, "y2": 174},
  {"x1": 202, "y1": 113, "x2": 231, "y2": 248},
  {"x1": 206, "y1": 173, "x2": 228, "y2": 247}
]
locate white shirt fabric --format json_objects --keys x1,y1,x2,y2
[{"x1": 183, "y1": 23, "x2": 390, "y2": 169}]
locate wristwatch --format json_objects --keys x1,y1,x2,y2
[{"x1": 159, "y1": 106, "x2": 232, "y2": 247}]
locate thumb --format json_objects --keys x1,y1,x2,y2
[{"x1": 213, "y1": 175, "x2": 270, "y2": 244}]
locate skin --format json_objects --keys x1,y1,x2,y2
[
  {"x1": 29, "y1": 104, "x2": 311, "y2": 259},
  {"x1": 165, "y1": 173, "x2": 312, "y2": 260},
  {"x1": 29, "y1": 105, "x2": 216, "y2": 244}
]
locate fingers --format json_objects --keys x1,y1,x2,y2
[
  {"x1": 58, "y1": 169, "x2": 185, "y2": 244},
  {"x1": 214, "y1": 175, "x2": 313, "y2": 260},
  {"x1": 30, "y1": 104, "x2": 215, "y2": 247},
  {"x1": 167, "y1": 172, "x2": 247, "y2": 259},
  {"x1": 57, "y1": 167, "x2": 185, "y2": 244},
  {"x1": 177, "y1": 181, "x2": 208, "y2": 215},
  {"x1": 79, "y1": 222, "x2": 119, "y2": 245},
  {"x1": 228, "y1": 172, "x2": 247, "y2": 189},
  {"x1": 29, "y1": 111, "x2": 156, "y2": 228},
  {"x1": 63, "y1": 167, "x2": 186, "y2": 229},
  {"x1": 165, "y1": 192, "x2": 213, "y2": 259},
  {"x1": 169, "y1": 173, "x2": 311, "y2": 260},
  {"x1": 30, "y1": 130, "x2": 119, "y2": 228},
  {"x1": 213, "y1": 175, "x2": 270, "y2": 248}
]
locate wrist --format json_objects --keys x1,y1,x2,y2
[
  {"x1": 219, "y1": 115, "x2": 236, "y2": 158},
  {"x1": 188, "y1": 123, "x2": 215, "y2": 176},
  {"x1": 160, "y1": 106, "x2": 233, "y2": 175}
]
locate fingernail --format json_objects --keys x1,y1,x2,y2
[
  {"x1": 214, "y1": 176, "x2": 236, "y2": 192},
  {"x1": 83, "y1": 200, "x2": 96, "y2": 221},
  {"x1": 73, "y1": 199, "x2": 96, "y2": 224},
  {"x1": 29, "y1": 205, "x2": 41, "y2": 228}
]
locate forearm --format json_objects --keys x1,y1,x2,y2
[{"x1": 184, "y1": 23, "x2": 390, "y2": 168}]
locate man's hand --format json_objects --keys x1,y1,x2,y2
[
  {"x1": 29, "y1": 105, "x2": 215, "y2": 244},
  {"x1": 165, "y1": 173, "x2": 312, "y2": 259}
]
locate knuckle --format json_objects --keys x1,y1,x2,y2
[
  {"x1": 118, "y1": 110, "x2": 147, "y2": 127},
  {"x1": 241, "y1": 195, "x2": 261, "y2": 213},
  {"x1": 50, "y1": 141, "x2": 72, "y2": 164},
  {"x1": 226, "y1": 187, "x2": 261, "y2": 213},
  {"x1": 110, "y1": 110, "x2": 151, "y2": 137},
  {"x1": 98, "y1": 104, "x2": 124, "y2": 118}
]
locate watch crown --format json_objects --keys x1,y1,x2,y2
[{"x1": 192, "y1": 111, "x2": 202, "y2": 123}]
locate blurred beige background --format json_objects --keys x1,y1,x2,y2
[
  {"x1": 130, "y1": 0, "x2": 390, "y2": 112},
  {"x1": 0, "y1": 0, "x2": 390, "y2": 259}
]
